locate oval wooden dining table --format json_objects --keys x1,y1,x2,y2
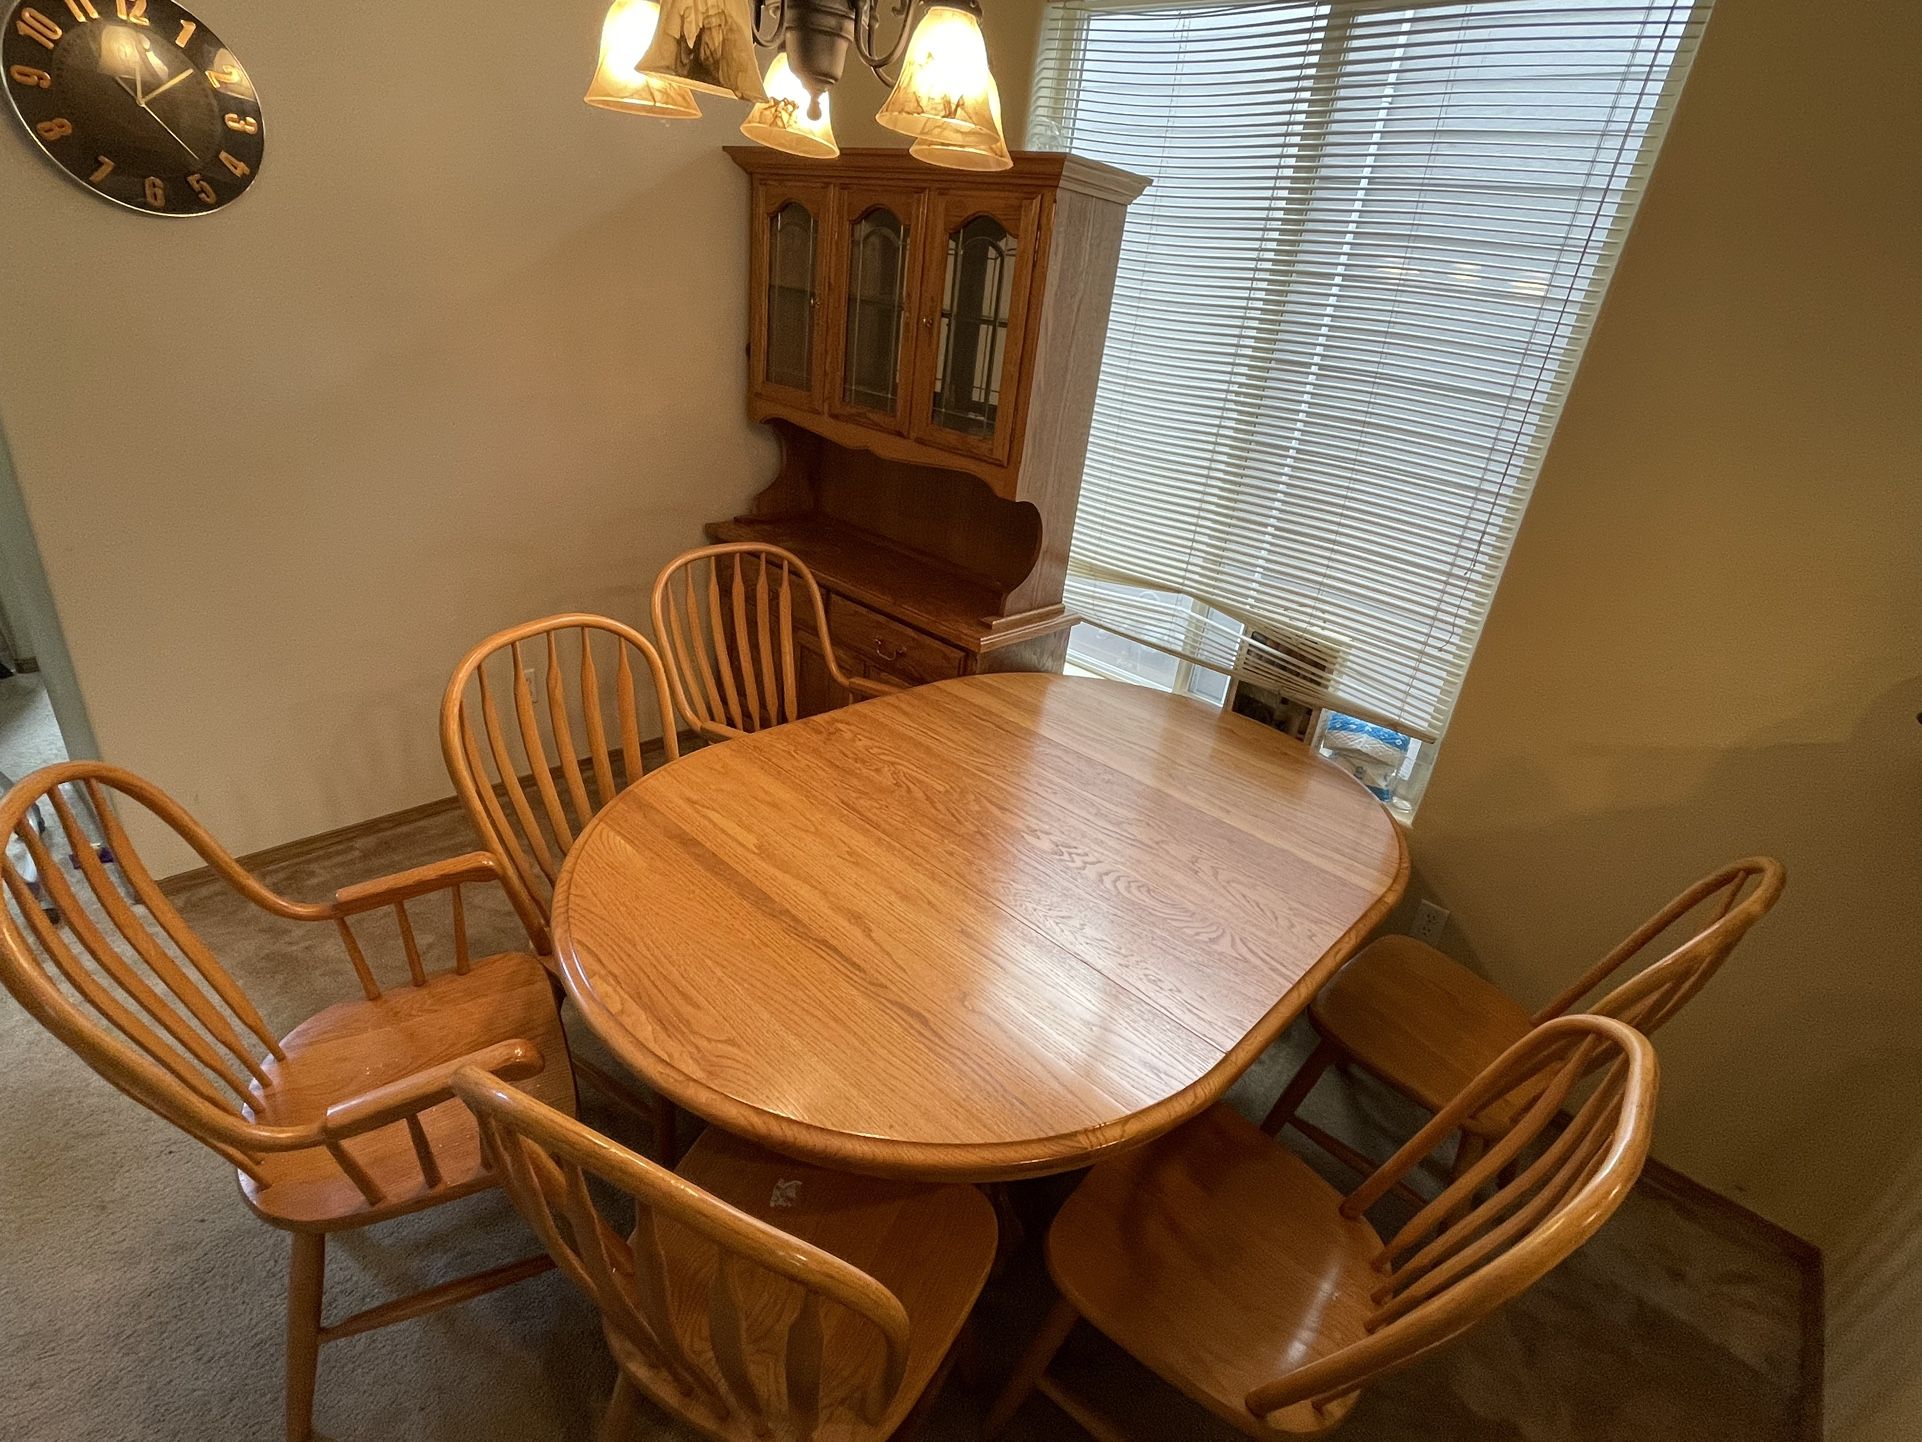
[{"x1": 552, "y1": 673, "x2": 1408, "y2": 1183}]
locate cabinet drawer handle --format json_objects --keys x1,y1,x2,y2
[{"x1": 874, "y1": 638, "x2": 908, "y2": 662}]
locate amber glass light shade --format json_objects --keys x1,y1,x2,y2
[
  {"x1": 908, "y1": 71, "x2": 1011, "y2": 171},
  {"x1": 585, "y1": 0, "x2": 701, "y2": 117},
  {"x1": 637, "y1": 0, "x2": 768, "y2": 101},
  {"x1": 741, "y1": 54, "x2": 840, "y2": 159},
  {"x1": 876, "y1": 3, "x2": 1007, "y2": 164}
]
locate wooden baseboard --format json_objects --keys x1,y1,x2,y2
[
  {"x1": 158, "y1": 791, "x2": 475, "y2": 898},
  {"x1": 157, "y1": 731, "x2": 698, "y2": 898}
]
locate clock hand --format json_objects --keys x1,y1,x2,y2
[
  {"x1": 112, "y1": 70, "x2": 200, "y2": 158},
  {"x1": 140, "y1": 102, "x2": 201, "y2": 160},
  {"x1": 140, "y1": 67, "x2": 194, "y2": 104}
]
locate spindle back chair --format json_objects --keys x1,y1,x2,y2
[
  {"x1": 651, "y1": 543, "x2": 896, "y2": 743},
  {"x1": 1264, "y1": 857, "x2": 1783, "y2": 1167},
  {"x1": 458, "y1": 1067, "x2": 997, "y2": 1442},
  {"x1": 992, "y1": 1015, "x2": 1657, "y2": 1438},
  {"x1": 0, "y1": 762, "x2": 573, "y2": 1441},
  {"x1": 441, "y1": 614, "x2": 681, "y2": 953}
]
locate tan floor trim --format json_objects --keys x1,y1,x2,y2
[{"x1": 157, "y1": 733, "x2": 697, "y2": 898}]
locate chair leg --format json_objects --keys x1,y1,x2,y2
[
  {"x1": 985, "y1": 1294, "x2": 1081, "y2": 1438},
  {"x1": 285, "y1": 1232, "x2": 326, "y2": 1442},
  {"x1": 1262, "y1": 1035, "x2": 1342, "y2": 1136},
  {"x1": 597, "y1": 1374, "x2": 640, "y2": 1442}
]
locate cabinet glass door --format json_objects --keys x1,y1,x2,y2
[
  {"x1": 932, "y1": 215, "x2": 1016, "y2": 438},
  {"x1": 751, "y1": 183, "x2": 829, "y2": 409},
  {"x1": 766, "y1": 200, "x2": 817, "y2": 391},
  {"x1": 917, "y1": 195, "x2": 1039, "y2": 462},
  {"x1": 842, "y1": 207, "x2": 908, "y2": 414}
]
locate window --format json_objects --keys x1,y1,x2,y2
[{"x1": 1032, "y1": 0, "x2": 1707, "y2": 792}]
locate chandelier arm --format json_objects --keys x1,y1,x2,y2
[
  {"x1": 852, "y1": 0, "x2": 915, "y2": 74},
  {"x1": 753, "y1": 0, "x2": 789, "y2": 50}
]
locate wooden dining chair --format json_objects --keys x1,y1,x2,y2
[
  {"x1": 441, "y1": 614, "x2": 682, "y2": 957},
  {"x1": 987, "y1": 1014, "x2": 1657, "y2": 1438},
  {"x1": 455, "y1": 1066, "x2": 998, "y2": 1442},
  {"x1": 0, "y1": 762, "x2": 577, "y2": 1442},
  {"x1": 651, "y1": 542, "x2": 898, "y2": 743},
  {"x1": 441, "y1": 613, "x2": 683, "y2": 1153},
  {"x1": 1263, "y1": 856, "x2": 1783, "y2": 1177}
]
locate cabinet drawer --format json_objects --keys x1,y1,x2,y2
[{"x1": 827, "y1": 596, "x2": 965, "y2": 685}]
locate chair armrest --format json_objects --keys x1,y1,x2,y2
[
  {"x1": 323, "y1": 1038, "x2": 545, "y2": 1140},
  {"x1": 846, "y1": 674, "x2": 904, "y2": 700},
  {"x1": 332, "y1": 850, "x2": 504, "y2": 915}
]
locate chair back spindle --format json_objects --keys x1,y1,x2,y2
[
  {"x1": 0, "y1": 763, "x2": 521, "y2": 1209},
  {"x1": 653, "y1": 543, "x2": 886, "y2": 744},
  {"x1": 442, "y1": 616, "x2": 681, "y2": 950},
  {"x1": 1244, "y1": 1015, "x2": 1657, "y2": 1430},
  {"x1": 1534, "y1": 856, "x2": 1786, "y2": 1035},
  {"x1": 457, "y1": 1069, "x2": 913, "y2": 1439}
]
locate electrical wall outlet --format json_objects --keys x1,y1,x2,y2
[{"x1": 1410, "y1": 899, "x2": 1450, "y2": 946}]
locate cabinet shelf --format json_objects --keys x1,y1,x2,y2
[{"x1": 719, "y1": 148, "x2": 1148, "y2": 703}]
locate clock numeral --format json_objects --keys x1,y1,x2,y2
[
  {"x1": 222, "y1": 112, "x2": 257, "y2": 134},
  {"x1": 187, "y1": 172, "x2": 216, "y2": 205},
  {"x1": 174, "y1": 18, "x2": 194, "y2": 45},
  {"x1": 114, "y1": 0, "x2": 148, "y2": 25},
  {"x1": 144, "y1": 175, "x2": 166, "y2": 208},
  {"x1": 88, "y1": 155, "x2": 113, "y2": 182},
  {"x1": 208, "y1": 63, "x2": 243, "y2": 90},
  {"x1": 15, "y1": 9, "x2": 62, "y2": 49},
  {"x1": 217, "y1": 149, "x2": 249, "y2": 178},
  {"x1": 34, "y1": 116, "x2": 71, "y2": 140},
  {"x1": 8, "y1": 64, "x2": 52, "y2": 88},
  {"x1": 61, "y1": 0, "x2": 97, "y2": 22}
]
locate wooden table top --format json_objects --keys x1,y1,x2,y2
[{"x1": 553, "y1": 674, "x2": 1408, "y2": 1182}]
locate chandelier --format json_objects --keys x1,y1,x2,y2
[{"x1": 585, "y1": 0, "x2": 1009, "y2": 170}]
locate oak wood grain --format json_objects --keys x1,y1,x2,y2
[{"x1": 552, "y1": 674, "x2": 1407, "y2": 1182}]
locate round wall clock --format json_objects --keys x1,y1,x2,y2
[{"x1": 3, "y1": 0, "x2": 262, "y2": 215}]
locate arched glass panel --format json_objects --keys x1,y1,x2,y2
[
  {"x1": 766, "y1": 201, "x2": 817, "y2": 390},
  {"x1": 842, "y1": 208, "x2": 908, "y2": 413},
  {"x1": 932, "y1": 214, "x2": 1016, "y2": 437}
]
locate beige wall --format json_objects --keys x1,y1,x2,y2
[
  {"x1": 1409, "y1": 0, "x2": 1921, "y2": 1248},
  {"x1": 0, "y1": 0, "x2": 1037, "y2": 873}
]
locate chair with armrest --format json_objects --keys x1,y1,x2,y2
[
  {"x1": 651, "y1": 543, "x2": 899, "y2": 744},
  {"x1": 0, "y1": 762, "x2": 576, "y2": 1442}
]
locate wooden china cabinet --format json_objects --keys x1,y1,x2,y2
[{"x1": 713, "y1": 147, "x2": 1148, "y2": 706}]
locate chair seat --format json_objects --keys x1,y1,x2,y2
[
  {"x1": 612, "y1": 1125, "x2": 999, "y2": 1442},
  {"x1": 1047, "y1": 1105, "x2": 1383, "y2": 1437},
  {"x1": 242, "y1": 951, "x2": 574, "y2": 1229},
  {"x1": 1310, "y1": 933, "x2": 1535, "y2": 1129}
]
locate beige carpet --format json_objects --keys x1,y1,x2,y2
[{"x1": 0, "y1": 801, "x2": 1815, "y2": 1441}]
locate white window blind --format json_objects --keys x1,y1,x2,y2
[{"x1": 1031, "y1": 0, "x2": 1707, "y2": 741}]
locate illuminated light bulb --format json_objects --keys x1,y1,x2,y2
[
  {"x1": 908, "y1": 71, "x2": 1011, "y2": 171},
  {"x1": 741, "y1": 53, "x2": 839, "y2": 159},
  {"x1": 876, "y1": 2, "x2": 1006, "y2": 161},
  {"x1": 585, "y1": 0, "x2": 701, "y2": 116}
]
